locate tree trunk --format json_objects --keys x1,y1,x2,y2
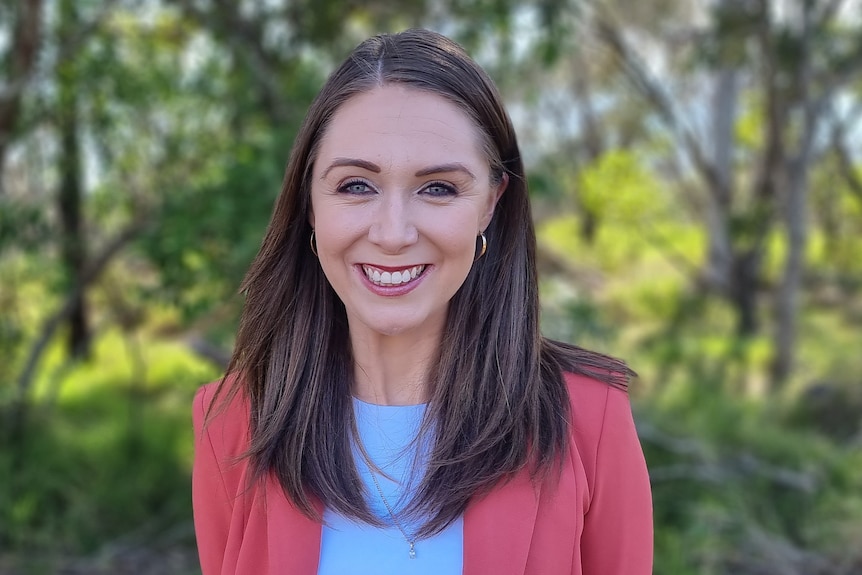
[
  {"x1": 731, "y1": 249, "x2": 763, "y2": 336},
  {"x1": 771, "y1": 2, "x2": 819, "y2": 385},
  {"x1": 57, "y1": 0, "x2": 90, "y2": 359},
  {"x1": 725, "y1": 0, "x2": 783, "y2": 339},
  {"x1": 703, "y1": 66, "x2": 738, "y2": 294},
  {"x1": 772, "y1": 163, "x2": 808, "y2": 383}
]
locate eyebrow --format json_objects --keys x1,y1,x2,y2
[
  {"x1": 415, "y1": 163, "x2": 476, "y2": 180},
  {"x1": 321, "y1": 158, "x2": 381, "y2": 178},
  {"x1": 320, "y1": 158, "x2": 476, "y2": 181}
]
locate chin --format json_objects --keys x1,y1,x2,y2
[
  {"x1": 355, "y1": 311, "x2": 436, "y2": 339},
  {"x1": 365, "y1": 322, "x2": 418, "y2": 337}
]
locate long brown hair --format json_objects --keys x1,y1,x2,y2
[{"x1": 213, "y1": 28, "x2": 632, "y2": 538}]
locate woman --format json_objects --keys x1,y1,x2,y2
[{"x1": 193, "y1": 28, "x2": 652, "y2": 575}]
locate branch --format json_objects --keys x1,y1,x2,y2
[
  {"x1": 0, "y1": 0, "x2": 44, "y2": 180},
  {"x1": 589, "y1": 9, "x2": 721, "y2": 197},
  {"x1": 168, "y1": 0, "x2": 289, "y2": 123},
  {"x1": 14, "y1": 217, "x2": 150, "y2": 403},
  {"x1": 812, "y1": 0, "x2": 845, "y2": 28}
]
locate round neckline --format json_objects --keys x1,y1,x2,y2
[{"x1": 352, "y1": 396, "x2": 429, "y2": 409}]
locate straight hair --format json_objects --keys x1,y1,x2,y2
[{"x1": 211, "y1": 28, "x2": 633, "y2": 539}]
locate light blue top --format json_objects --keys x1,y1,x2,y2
[{"x1": 317, "y1": 398, "x2": 464, "y2": 575}]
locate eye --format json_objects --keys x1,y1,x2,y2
[
  {"x1": 338, "y1": 179, "x2": 374, "y2": 195},
  {"x1": 422, "y1": 181, "x2": 458, "y2": 197}
]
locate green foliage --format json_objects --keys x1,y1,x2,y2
[
  {"x1": 538, "y1": 148, "x2": 702, "y2": 279},
  {"x1": 642, "y1": 381, "x2": 862, "y2": 574},
  {"x1": 0, "y1": 331, "x2": 218, "y2": 558},
  {"x1": 136, "y1": 134, "x2": 288, "y2": 320},
  {"x1": 578, "y1": 149, "x2": 667, "y2": 222},
  {"x1": 0, "y1": 200, "x2": 49, "y2": 254}
]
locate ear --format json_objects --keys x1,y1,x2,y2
[
  {"x1": 480, "y1": 172, "x2": 508, "y2": 231},
  {"x1": 308, "y1": 207, "x2": 315, "y2": 228}
]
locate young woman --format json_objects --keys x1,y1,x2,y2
[{"x1": 192, "y1": 28, "x2": 652, "y2": 575}]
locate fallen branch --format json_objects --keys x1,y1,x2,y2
[{"x1": 638, "y1": 421, "x2": 819, "y2": 492}]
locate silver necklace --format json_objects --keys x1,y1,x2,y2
[{"x1": 361, "y1": 452, "x2": 418, "y2": 559}]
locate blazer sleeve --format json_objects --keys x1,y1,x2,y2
[
  {"x1": 580, "y1": 386, "x2": 653, "y2": 574},
  {"x1": 192, "y1": 384, "x2": 235, "y2": 575}
]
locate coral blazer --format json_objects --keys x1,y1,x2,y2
[{"x1": 192, "y1": 373, "x2": 653, "y2": 574}]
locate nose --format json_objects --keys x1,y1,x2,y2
[{"x1": 367, "y1": 193, "x2": 419, "y2": 252}]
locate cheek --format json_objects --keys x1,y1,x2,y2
[
  {"x1": 311, "y1": 210, "x2": 360, "y2": 282},
  {"x1": 313, "y1": 203, "x2": 362, "y2": 245},
  {"x1": 316, "y1": 221, "x2": 355, "y2": 247},
  {"x1": 433, "y1": 214, "x2": 482, "y2": 259},
  {"x1": 315, "y1": 229, "x2": 359, "y2": 282}
]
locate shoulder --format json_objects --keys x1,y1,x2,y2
[
  {"x1": 560, "y1": 375, "x2": 653, "y2": 571},
  {"x1": 563, "y1": 371, "x2": 637, "y2": 483},
  {"x1": 564, "y1": 371, "x2": 629, "y2": 429}
]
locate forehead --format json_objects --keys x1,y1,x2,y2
[{"x1": 314, "y1": 85, "x2": 488, "y2": 174}]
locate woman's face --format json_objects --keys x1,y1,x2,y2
[{"x1": 310, "y1": 85, "x2": 505, "y2": 341}]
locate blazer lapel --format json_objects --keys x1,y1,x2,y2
[
  {"x1": 265, "y1": 476, "x2": 323, "y2": 575},
  {"x1": 463, "y1": 468, "x2": 541, "y2": 575}
]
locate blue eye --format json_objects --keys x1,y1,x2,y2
[
  {"x1": 338, "y1": 180, "x2": 374, "y2": 195},
  {"x1": 423, "y1": 182, "x2": 457, "y2": 197}
]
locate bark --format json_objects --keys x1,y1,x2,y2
[
  {"x1": 771, "y1": 2, "x2": 823, "y2": 385},
  {"x1": 703, "y1": 66, "x2": 738, "y2": 294},
  {"x1": 0, "y1": 0, "x2": 43, "y2": 188},
  {"x1": 730, "y1": 250, "x2": 763, "y2": 336}
]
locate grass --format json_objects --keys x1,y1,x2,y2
[{"x1": 1, "y1": 330, "x2": 218, "y2": 572}]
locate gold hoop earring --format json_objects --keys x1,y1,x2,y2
[
  {"x1": 475, "y1": 232, "x2": 487, "y2": 261},
  {"x1": 310, "y1": 229, "x2": 318, "y2": 257}
]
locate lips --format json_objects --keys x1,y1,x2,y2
[{"x1": 361, "y1": 264, "x2": 426, "y2": 286}]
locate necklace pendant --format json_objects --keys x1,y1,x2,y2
[{"x1": 409, "y1": 542, "x2": 416, "y2": 559}]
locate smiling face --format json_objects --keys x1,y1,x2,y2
[{"x1": 310, "y1": 85, "x2": 505, "y2": 342}]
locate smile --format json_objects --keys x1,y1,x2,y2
[{"x1": 361, "y1": 264, "x2": 426, "y2": 286}]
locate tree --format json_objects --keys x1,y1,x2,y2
[
  {"x1": 57, "y1": 0, "x2": 91, "y2": 359},
  {"x1": 583, "y1": 0, "x2": 862, "y2": 385}
]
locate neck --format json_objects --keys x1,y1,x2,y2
[{"x1": 349, "y1": 326, "x2": 442, "y2": 406}]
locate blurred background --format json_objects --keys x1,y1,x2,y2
[{"x1": 1, "y1": 0, "x2": 861, "y2": 573}]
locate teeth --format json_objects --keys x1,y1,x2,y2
[{"x1": 362, "y1": 264, "x2": 426, "y2": 286}]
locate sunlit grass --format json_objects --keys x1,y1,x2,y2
[{"x1": 2, "y1": 328, "x2": 220, "y2": 560}]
